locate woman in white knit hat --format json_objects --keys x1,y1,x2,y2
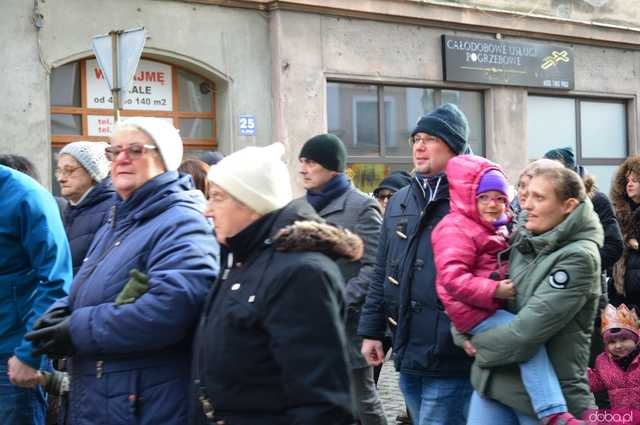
[
  {"x1": 27, "y1": 117, "x2": 219, "y2": 425},
  {"x1": 55, "y1": 141, "x2": 116, "y2": 275},
  {"x1": 190, "y1": 143, "x2": 359, "y2": 425}
]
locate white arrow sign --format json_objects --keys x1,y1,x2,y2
[{"x1": 91, "y1": 27, "x2": 146, "y2": 110}]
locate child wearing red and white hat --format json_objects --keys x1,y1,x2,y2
[{"x1": 588, "y1": 304, "x2": 640, "y2": 409}]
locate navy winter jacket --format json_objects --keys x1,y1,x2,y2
[
  {"x1": 358, "y1": 176, "x2": 472, "y2": 376},
  {"x1": 62, "y1": 177, "x2": 116, "y2": 275},
  {"x1": 53, "y1": 172, "x2": 219, "y2": 425}
]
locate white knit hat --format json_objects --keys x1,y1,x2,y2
[
  {"x1": 115, "y1": 117, "x2": 183, "y2": 171},
  {"x1": 59, "y1": 141, "x2": 111, "y2": 182},
  {"x1": 208, "y1": 143, "x2": 292, "y2": 215}
]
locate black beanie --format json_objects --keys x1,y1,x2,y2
[
  {"x1": 373, "y1": 171, "x2": 412, "y2": 197},
  {"x1": 411, "y1": 103, "x2": 469, "y2": 155},
  {"x1": 299, "y1": 133, "x2": 347, "y2": 172},
  {"x1": 199, "y1": 151, "x2": 224, "y2": 166}
]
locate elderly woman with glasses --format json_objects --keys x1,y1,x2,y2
[
  {"x1": 55, "y1": 141, "x2": 116, "y2": 275},
  {"x1": 27, "y1": 117, "x2": 220, "y2": 425}
]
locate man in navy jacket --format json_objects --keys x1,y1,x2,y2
[{"x1": 358, "y1": 104, "x2": 473, "y2": 425}]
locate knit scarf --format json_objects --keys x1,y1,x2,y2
[{"x1": 305, "y1": 173, "x2": 350, "y2": 212}]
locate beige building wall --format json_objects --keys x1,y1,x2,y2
[
  {"x1": 269, "y1": 6, "x2": 640, "y2": 187},
  {"x1": 2, "y1": 0, "x2": 639, "y2": 190}
]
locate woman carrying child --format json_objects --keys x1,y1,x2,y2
[
  {"x1": 443, "y1": 159, "x2": 602, "y2": 424},
  {"x1": 433, "y1": 155, "x2": 580, "y2": 425}
]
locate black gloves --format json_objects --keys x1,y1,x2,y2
[
  {"x1": 25, "y1": 316, "x2": 74, "y2": 359},
  {"x1": 32, "y1": 307, "x2": 70, "y2": 331}
]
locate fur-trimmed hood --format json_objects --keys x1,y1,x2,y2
[
  {"x1": 611, "y1": 156, "x2": 640, "y2": 240},
  {"x1": 273, "y1": 220, "x2": 363, "y2": 261},
  {"x1": 610, "y1": 155, "x2": 640, "y2": 295},
  {"x1": 225, "y1": 198, "x2": 363, "y2": 262}
]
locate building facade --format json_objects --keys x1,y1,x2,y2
[{"x1": 2, "y1": 0, "x2": 639, "y2": 194}]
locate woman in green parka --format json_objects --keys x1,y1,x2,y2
[{"x1": 462, "y1": 162, "x2": 603, "y2": 425}]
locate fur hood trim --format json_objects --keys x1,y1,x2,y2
[
  {"x1": 610, "y1": 156, "x2": 640, "y2": 296},
  {"x1": 611, "y1": 156, "x2": 640, "y2": 239},
  {"x1": 273, "y1": 220, "x2": 364, "y2": 261}
]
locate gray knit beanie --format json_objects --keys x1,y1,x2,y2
[{"x1": 59, "y1": 141, "x2": 111, "y2": 182}]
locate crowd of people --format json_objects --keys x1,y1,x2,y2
[{"x1": 1, "y1": 102, "x2": 639, "y2": 425}]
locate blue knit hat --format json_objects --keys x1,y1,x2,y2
[
  {"x1": 543, "y1": 147, "x2": 576, "y2": 170},
  {"x1": 411, "y1": 103, "x2": 469, "y2": 155},
  {"x1": 543, "y1": 146, "x2": 586, "y2": 177}
]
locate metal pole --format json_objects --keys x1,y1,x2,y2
[{"x1": 110, "y1": 30, "x2": 120, "y2": 123}]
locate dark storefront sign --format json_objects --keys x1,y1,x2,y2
[{"x1": 442, "y1": 35, "x2": 574, "y2": 90}]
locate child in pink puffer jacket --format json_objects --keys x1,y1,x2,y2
[
  {"x1": 433, "y1": 155, "x2": 580, "y2": 425},
  {"x1": 588, "y1": 304, "x2": 640, "y2": 409}
]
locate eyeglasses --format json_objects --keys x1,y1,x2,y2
[
  {"x1": 105, "y1": 144, "x2": 157, "y2": 161},
  {"x1": 375, "y1": 191, "x2": 394, "y2": 201},
  {"x1": 476, "y1": 194, "x2": 509, "y2": 206},
  {"x1": 410, "y1": 135, "x2": 438, "y2": 146},
  {"x1": 55, "y1": 166, "x2": 82, "y2": 178}
]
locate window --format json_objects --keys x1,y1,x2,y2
[
  {"x1": 527, "y1": 95, "x2": 627, "y2": 194},
  {"x1": 50, "y1": 58, "x2": 216, "y2": 149},
  {"x1": 327, "y1": 81, "x2": 484, "y2": 192}
]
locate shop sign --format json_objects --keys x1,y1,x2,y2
[
  {"x1": 87, "y1": 115, "x2": 174, "y2": 137},
  {"x1": 86, "y1": 59, "x2": 173, "y2": 111},
  {"x1": 442, "y1": 35, "x2": 574, "y2": 90}
]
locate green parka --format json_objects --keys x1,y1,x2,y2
[{"x1": 469, "y1": 199, "x2": 603, "y2": 417}]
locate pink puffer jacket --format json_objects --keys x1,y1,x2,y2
[
  {"x1": 588, "y1": 351, "x2": 640, "y2": 409},
  {"x1": 432, "y1": 155, "x2": 509, "y2": 333}
]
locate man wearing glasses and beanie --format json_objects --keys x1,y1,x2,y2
[{"x1": 359, "y1": 104, "x2": 474, "y2": 425}]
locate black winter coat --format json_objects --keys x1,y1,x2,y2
[
  {"x1": 591, "y1": 190, "x2": 623, "y2": 273},
  {"x1": 611, "y1": 198, "x2": 640, "y2": 308},
  {"x1": 190, "y1": 199, "x2": 358, "y2": 425},
  {"x1": 358, "y1": 176, "x2": 472, "y2": 376},
  {"x1": 62, "y1": 177, "x2": 116, "y2": 274}
]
